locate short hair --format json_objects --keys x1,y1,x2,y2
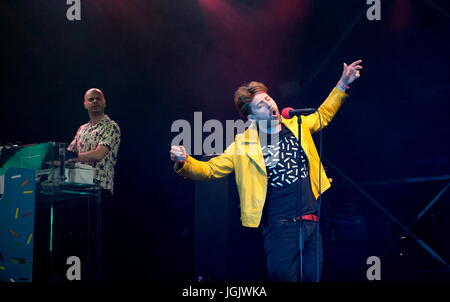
[{"x1": 233, "y1": 81, "x2": 268, "y2": 118}]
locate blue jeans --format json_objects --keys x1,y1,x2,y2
[{"x1": 261, "y1": 219, "x2": 323, "y2": 282}]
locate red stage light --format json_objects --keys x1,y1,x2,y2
[{"x1": 390, "y1": 0, "x2": 413, "y2": 33}]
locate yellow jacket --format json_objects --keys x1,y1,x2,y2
[{"x1": 175, "y1": 87, "x2": 348, "y2": 227}]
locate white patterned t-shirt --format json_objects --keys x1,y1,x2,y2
[{"x1": 68, "y1": 115, "x2": 121, "y2": 193}]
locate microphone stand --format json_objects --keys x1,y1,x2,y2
[
  {"x1": 297, "y1": 116, "x2": 304, "y2": 282},
  {"x1": 282, "y1": 108, "x2": 317, "y2": 282}
]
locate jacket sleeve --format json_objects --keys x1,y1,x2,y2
[
  {"x1": 174, "y1": 141, "x2": 235, "y2": 181},
  {"x1": 302, "y1": 87, "x2": 349, "y2": 133}
]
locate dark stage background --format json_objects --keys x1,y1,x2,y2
[{"x1": 1, "y1": 0, "x2": 449, "y2": 281}]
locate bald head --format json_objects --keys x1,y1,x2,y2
[
  {"x1": 83, "y1": 88, "x2": 106, "y2": 116},
  {"x1": 84, "y1": 88, "x2": 105, "y2": 101}
]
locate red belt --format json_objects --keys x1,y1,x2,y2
[{"x1": 280, "y1": 214, "x2": 318, "y2": 223}]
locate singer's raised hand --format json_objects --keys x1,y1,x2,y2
[{"x1": 340, "y1": 59, "x2": 363, "y2": 85}]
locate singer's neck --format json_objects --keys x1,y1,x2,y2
[{"x1": 258, "y1": 120, "x2": 282, "y2": 135}]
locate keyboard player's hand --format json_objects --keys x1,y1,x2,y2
[{"x1": 65, "y1": 158, "x2": 78, "y2": 164}]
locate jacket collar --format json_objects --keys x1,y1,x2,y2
[{"x1": 237, "y1": 117, "x2": 307, "y2": 176}]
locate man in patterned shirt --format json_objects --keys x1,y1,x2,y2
[
  {"x1": 67, "y1": 88, "x2": 121, "y2": 280},
  {"x1": 170, "y1": 60, "x2": 363, "y2": 282},
  {"x1": 67, "y1": 88, "x2": 121, "y2": 193}
]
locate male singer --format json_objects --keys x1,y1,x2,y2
[{"x1": 170, "y1": 60, "x2": 362, "y2": 281}]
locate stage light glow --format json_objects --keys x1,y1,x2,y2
[
  {"x1": 196, "y1": 0, "x2": 310, "y2": 80},
  {"x1": 390, "y1": 0, "x2": 413, "y2": 33}
]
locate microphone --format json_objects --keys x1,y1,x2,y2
[{"x1": 281, "y1": 107, "x2": 316, "y2": 119}]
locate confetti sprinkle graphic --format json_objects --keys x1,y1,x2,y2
[
  {"x1": 262, "y1": 134, "x2": 309, "y2": 189},
  {"x1": 8, "y1": 229, "x2": 19, "y2": 237}
]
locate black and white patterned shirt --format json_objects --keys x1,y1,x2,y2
[
  {"x1": 262, "y1": 131, "x2": 309, "y2": 189},
  {"x1": 68, "y1": 115, "x2": 121, "y2": 194},
  {"x1": 260, "y1": 124, "x2": 317, "y2": 224}
]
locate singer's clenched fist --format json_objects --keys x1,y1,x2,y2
[{"x1": 170, "y1": 145, "x2": 187, "y2": 164}]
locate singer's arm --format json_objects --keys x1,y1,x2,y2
[
  {"x1": 302, "y1": 88, "x2": 348, "y2": 133},
  {"x1": 173, "y1": 142, "x2": 235, "y2": 180}
]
